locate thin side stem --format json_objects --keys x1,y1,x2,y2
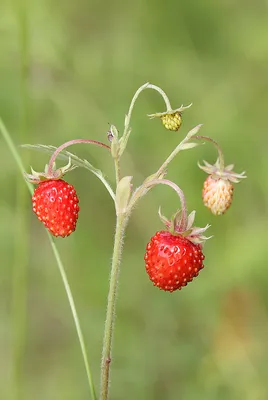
[
  {"x1": 89, "y1": 170, "x2": 115, "y2": 202},
  {"x1": 128, "y1": 178, "x2": 188, "y2": 230},
  {"x1": 155, "y1": 136, "x2": 191, "y2": 179},
  {"x1": 123, "y1": 82, "x2": 150, "y2": 133},
  {"x1": 192, "y1": 135, "x2": 225, "y2": 171},
  {"x1": 155, "y1": 124, "x2": 202, "y2": 179},
  {"x1": 100, "y1": 214, "x2": 126, "y2": 400},
  {"x1": 47, "y1": 139, "x2": 110, "y2": 175},
  {"x1": 146, "y1": 84, "x2": 172, "y2": 111},
  {"x1": 119, "y1": 83, "x2": 172, "y2": 155},
  {"x1": 22, "y1": 144, "x2": 116, "y2": 201},
  {"x1": 124, "y1": 84, "x2": 171, "y2": 130}
]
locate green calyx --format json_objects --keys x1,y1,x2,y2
[
  {"x1": 24, "y1": 157, "x2": 76, "y2": 184},
  {"x1": 158, "y1": 207, "x2": 211, "y2": 245}
]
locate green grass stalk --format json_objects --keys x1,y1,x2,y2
[{"x1": 0, "y1": 117, "x2": 96, "y2": 399}]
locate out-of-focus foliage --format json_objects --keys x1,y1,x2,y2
[{"x1": 1, "y1": 0, "x2": 268, "y2": 399}]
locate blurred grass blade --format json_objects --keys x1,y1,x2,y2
[
  {"x1": 22, "y1": 143, "x2": 115, "y2": 200},
  {"x1": 48, "y1": 236, "x2": 97, "y2": 400},
  {"x1": 0, "y1": 119, "x2": 32, "y2": 193},
  {"x1": 0, "y1": 117, "x2": 97, "y2": 400}
]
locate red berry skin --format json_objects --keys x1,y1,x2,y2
[
  {"x1": 32, "y1": 179, "x2": 80, "y2": 238},
  {"x1": 144, "y1": 231, "x2": 205, "y2": 292}
]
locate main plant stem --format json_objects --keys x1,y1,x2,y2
[
  {"x1": 99, "y1": 83, "x2": 173, "y2": 399},
  {"x1": 100, "y1": 214, "x2": 126, "y2": 400}
]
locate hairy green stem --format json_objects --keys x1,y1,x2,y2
[
  {"x1": 192, "y1": 135, "x2": 225, "y2": 171},
  {"x1": 146, "y1": 83, "x2": 172, "y2": 111},
  {"x1": 22, "y1": 144, "x2": 115, "y2": 201},
  {"x1": 128, "y1": 178, "x2": 188, "y2": 229},
  {"x1": 155, "y1": 124, "x2": 202, "y2": 179},
  {"x1": 120, "y1": 83, "x2": 172, "y2": 155},
  {"x1": 99, "y1": 90, "x2": 192, "y2": 400},
  {"x1": 155, "y1": 136, "x2": 191, "y2": 178},
  {"x1": 114, "y1": 157, "x2": 121, "y2": 185},
  {"x1": 100, "y1": 214, "x2": 126, "y2": 400},
  {"x1": 123, "y1": 82, "x2": 149, "y2": 135},
  {"x1": 124, "y1": 83, "x2": 172, "y2": 134}
]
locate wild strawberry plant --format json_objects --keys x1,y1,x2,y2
[{"x1": 21, "y1": 83, "x2": 246, "y2": 399}]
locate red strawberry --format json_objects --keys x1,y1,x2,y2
[
  {"x1": 144, "y1": 231, "x2": 205, "y2": 292},
  {"x1": 32, "y1": 179, "x2": 80, "y2": 237}
]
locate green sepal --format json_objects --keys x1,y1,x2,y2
[{"x1": 115, "y1": 176, "x2": 132, "y2": 215}]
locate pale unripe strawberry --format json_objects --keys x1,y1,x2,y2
[
  {"x1": 202, "y1": 176, "x2": 233, "y2": 215},
  {"x1": 161, "y1": 112, "x2": 182, "y2": 131},
  {"x1": 147, "y1": 104, "x2": 191, "y2": 131},
  {"x1": 199, "y1": 159, "x2": 246, "y2": 216}
]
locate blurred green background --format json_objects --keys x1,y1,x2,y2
[{"x1": 1, "y1": 0, "x2": 268, "y2": 399}]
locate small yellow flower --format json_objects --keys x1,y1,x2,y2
[{"x1": 161, "y1": 112, "x2": 182, "y2": 131}]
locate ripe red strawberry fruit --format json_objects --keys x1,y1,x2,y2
[
  {"x1": 32, "y1": 179, "x2": 80, "y2": 237},
  {"x1": 144, "y1": 231, "x2": 205, "y2": 292}
]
